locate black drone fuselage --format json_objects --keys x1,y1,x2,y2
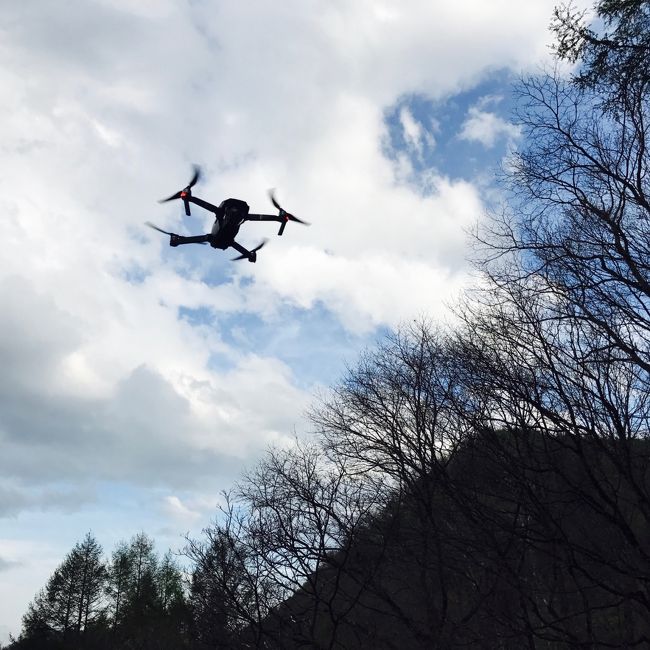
[{"x1": 209, "y1": 198, "x2": 249, "y2": 250}]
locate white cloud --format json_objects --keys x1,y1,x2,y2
[
  {"x1": 0, "y1": 277, "x2": 310, "y2": 488},
  {"x1": 399, "y1": 106, "x2": 435, "y2": 156},
  {"x1": 0, "y1": 0, "x2": 592, "y2": 638},
  {"x1": 245, "y1": 247, "x2": 468, "y2": 333},
  {"x1": 161, "y1": 495, "x2": 203, "y2": 527},
  {"x1": 0, "y1": 481, "x2": 94, "y2": 519},
  {"x1": 459, "y1": 105, "x2": 521, "y2": 147},
  {"x1": 0, "y1": 557, "x2": 20, "y2": 573}
]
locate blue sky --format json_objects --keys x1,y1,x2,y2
[
  {"x1": 0, "y1": 0, "x2": 590, "y2": 641},
  {"x1": 384, "y1": 70, "x2": 520, "y2": 183}
]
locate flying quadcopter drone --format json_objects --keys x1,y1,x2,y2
[{"x1": 146, "y1": 166, "x2": 309, "y2": 262}]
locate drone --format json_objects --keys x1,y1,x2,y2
[{"x1": 146, "y1": 166, "x2": 309, "y2": 262}]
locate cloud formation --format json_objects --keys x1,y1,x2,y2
[
  {"x1": 0, "y1": 557, "x2": 20, "y2": 573},
  {"x1": 0, "y1": 0, "x2": 591, "y2": 639},
  {"x1": 459, "y1": 100, "x2": 521, "y2": 147}
]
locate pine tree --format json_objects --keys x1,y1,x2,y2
[
  {"x1": 126, "y1": 532, "x2": 159, "y2": 622},
  {"x1": 157, "y1": 551, "x2": 186, "y2": 615},
  {"x1": 552, "y1": 0, "x2": 650, "y2": 101},
  {"x1": 19, "y1": 533, "x2": 106, "y2": 648},
  {"x1": 156, "y1": 551, "x2": 190, "y2": 649},
  {"x1": 105, "y1": 541, "x2": 133, "y2": 634}
]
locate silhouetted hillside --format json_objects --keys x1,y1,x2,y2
[{"x1": 257, "y1": 430, "x2": 650, "y2": 648}]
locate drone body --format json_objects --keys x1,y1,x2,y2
[{"x1": 146, "y1": 167, "x2": 308, "y2": 262}]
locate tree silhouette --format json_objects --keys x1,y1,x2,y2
[
  {"x1": 13, "y1": 533, "x2": 189, "y2": 650},
  {"x1": 19, "y1": 533, "x2": 106, "y2": 649}
]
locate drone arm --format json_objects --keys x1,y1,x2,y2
[
  {"x1": 247, "y1": 208, "x2": 308, "y2": 236},
  {"x1": 245, "y1": 213, "x2": 282, "y2": 222},
  {"x1": 186, "y1": 195, "x2": 222, "y2": 213},
  {"x1": 246, "y1": 213, "x2": 290, "y2": 234},
  {"x1": 172, "y1": 234, "x2": 212, "y2": 246},
  {"x1": 230, "y1": 241, "x2": 251, "y2": 258}
]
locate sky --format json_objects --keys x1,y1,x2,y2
[{"x1": 0, "y1": 0, "x2": 590, "y2": 641}]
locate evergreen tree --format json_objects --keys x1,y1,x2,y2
[
  {"x1": 18, "y1": 533, "x2": 106, "y2": 649},
  {"x1": 157, "y1": 551, "x2": 185, "y2": 614},
  {"x1": 105, "y1": 541, "x2": 133, "y2": 635},
  {"x1": 72, "y1": 533, "x2": 106, "y2": 637},
  {"x1": 187, "y1": 535, "x2": 235, "y2": 648},
  {"x1": 12, "y1": 533, "x2": 190, "y2": 649},
  {"x1": 107, "y1": 533, "x2": 159, "y2": 647},
  {"x1": 126, "y1": 532, "x2": 159, "y2": 621},
  {"x1": 552, "y1": 0, "x2": 650, "y2": 102},
  {"x1": 156, "y1": 551, "x2": 190, "y2": 649},
  {"x1": 105, "y1": 533, "x2": 189, "y2": 649}
]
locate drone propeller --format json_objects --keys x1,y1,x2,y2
[
  {"x1": 145, "y1": 221, "x2": 207, "y2": 244},
  {"x1": 231, "y1": 239, "x2": 267, "y2": 261},
  {"x1": 268, "y1": 189, "x2": 309, "y2": 236},
  {"x1": 159, "y1": 165, "x2": 202, "y2": 216},
  {"x1": 145, "y1": 221, "x2": 174, "y2": 236}
]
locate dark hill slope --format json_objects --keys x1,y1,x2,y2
[{"x1": 254, "y1": 431, "x2": 650, "y2": 649}]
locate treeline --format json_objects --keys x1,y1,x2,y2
[
  {"x1": 6, "y1": 533, "x2": 190, "y2": 650},
  {"x1": 9, "y1": 0, "x2": 650, "y2": 648}
]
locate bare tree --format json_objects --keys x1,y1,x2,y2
[
  {"x1": 183, "y1": 4, "x2": 650, "y2": 648},
  {"x1": 453, "y1": 1, "x2": 650, "y2": 642},
  {"x1": 185, "y1": 439, "x2": 401, "y2": 649}
]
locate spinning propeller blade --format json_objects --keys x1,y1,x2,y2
[
  {"x1": 159, "y1": 165, "x2": 202, "y2": 215},
  {"x1": 160, "y1": 191, "x2": 181, "y2": 203},
  {"x1": 187, "y1": 165, "x2": 201, "y2": 189},
  {"x1": 269, "y1": 189, "x2": 282, "y2": 212},
  {"x1": 145, "y1": 221, "x2": 173, "y2": 235},
  {"x1": 267, "y1": 189, "x2": 310, "y2": 236}
]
